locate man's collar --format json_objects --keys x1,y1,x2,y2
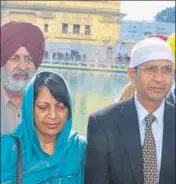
[{"x1": 134, "y1": 93, "x2": 165, "y2": 127}]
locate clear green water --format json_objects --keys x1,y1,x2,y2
[{"x1": 40, "y1": 68, "x2": 129, "y2": 136}]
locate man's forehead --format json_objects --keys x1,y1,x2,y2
[
  {"x1": 142, "y1": 59, "x2": 173, "y2": 66},
  {"x1": 13, "y1": 46, "x2": 30, "y2": 56}
]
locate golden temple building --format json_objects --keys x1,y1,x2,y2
[{"x1": 1, "y1": 1, "x2": 126, "y2": 63}]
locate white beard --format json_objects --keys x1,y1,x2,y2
[{"x1": 1, "y1": 67, "x2": 35, "y2": 94}]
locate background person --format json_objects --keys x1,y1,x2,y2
[{"x1": 1, "y1": 21, "x2": 45, "y2": 134}]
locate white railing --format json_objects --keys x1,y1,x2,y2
[{"x1": 42, "y1": 59, "x2": 130, "y2": 69}]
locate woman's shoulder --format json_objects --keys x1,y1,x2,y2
[
  {"x1": 1, "y1": 134, "x2": 16, "y2": 146},
  {"x1": 1, "y1": 134, "x2": 17, "y2": 182},
  {"x1": 69, "y1": 131, "x2": 86, "y2": 156},
  {"x1": 1, "y1": 134, "x2": 17, "y2": 161},
  {"x1": 77, "y1": 134, "x2": 87, "y2": 158},
  {"x1": 77, "y1": 134, "x2": 86, "y2": 148},
  {"x1": 77, "y1": 134, "x2": 86, "y2": 144},
  {"x1": 69, "y1": 131, "x2": 86, "y2": 145}
]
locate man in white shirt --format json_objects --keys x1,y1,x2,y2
[{"x1": 85, "y1": 37, "x2": 175, "y2": 184}]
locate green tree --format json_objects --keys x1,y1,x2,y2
[{"x1": 154, "y1": 7, "x2": 175, "y2": 23}]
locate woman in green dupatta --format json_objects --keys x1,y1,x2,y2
[{"x1": 1, "y1": 71, "x2": 86, "y2": 184}]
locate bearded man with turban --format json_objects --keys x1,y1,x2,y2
[
  {"x1": 85, "y1": 37, "x2": 175, "y2": 184},
  {"x1": 1, "y1": 21, "x2": 45, "y2": 134},
  {"x1": 166, "y1": 33, "x2": 175, "y2": 104}
]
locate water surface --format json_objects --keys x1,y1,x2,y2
[{"x1": 40, "y1": 68, "x2": 129, "y2": 136}]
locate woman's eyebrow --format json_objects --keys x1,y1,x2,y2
[{"x1": 35, "y1": 101, "x2": 49, "y2": 105}]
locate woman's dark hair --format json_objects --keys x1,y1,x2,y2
[{"x1": 34, "y1": 71, "x2": 71, "y2": 115}]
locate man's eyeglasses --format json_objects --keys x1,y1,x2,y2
[{"x1": 136, "y1": 65, "x2": 173, "y2": 75}]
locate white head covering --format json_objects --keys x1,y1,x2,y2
[{"x1": 129, "y1": 37, "x2": 174, "y2": 68}]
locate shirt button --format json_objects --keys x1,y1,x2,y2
[{"x1": 17, "y1": 114, "x2": 20, "y2": 118}]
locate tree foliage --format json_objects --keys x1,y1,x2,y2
[{"x1": 154, "y1": 7, "x2": 175, "y2": 23}]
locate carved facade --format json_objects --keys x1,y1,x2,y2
[{"x1": 1, "y1": 1, "x2": 129, "y2": 63}]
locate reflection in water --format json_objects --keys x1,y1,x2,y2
[{"x1": 40, "y1": 68, "x2": 129, "y2": 136}]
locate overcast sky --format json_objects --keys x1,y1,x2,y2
[{"x1": 121, "y1": 1, "x2": 175, "y2": 21}]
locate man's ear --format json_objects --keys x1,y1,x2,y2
[{"x1": 127, "y1": 67, "x2": 137, "y2": 86}]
